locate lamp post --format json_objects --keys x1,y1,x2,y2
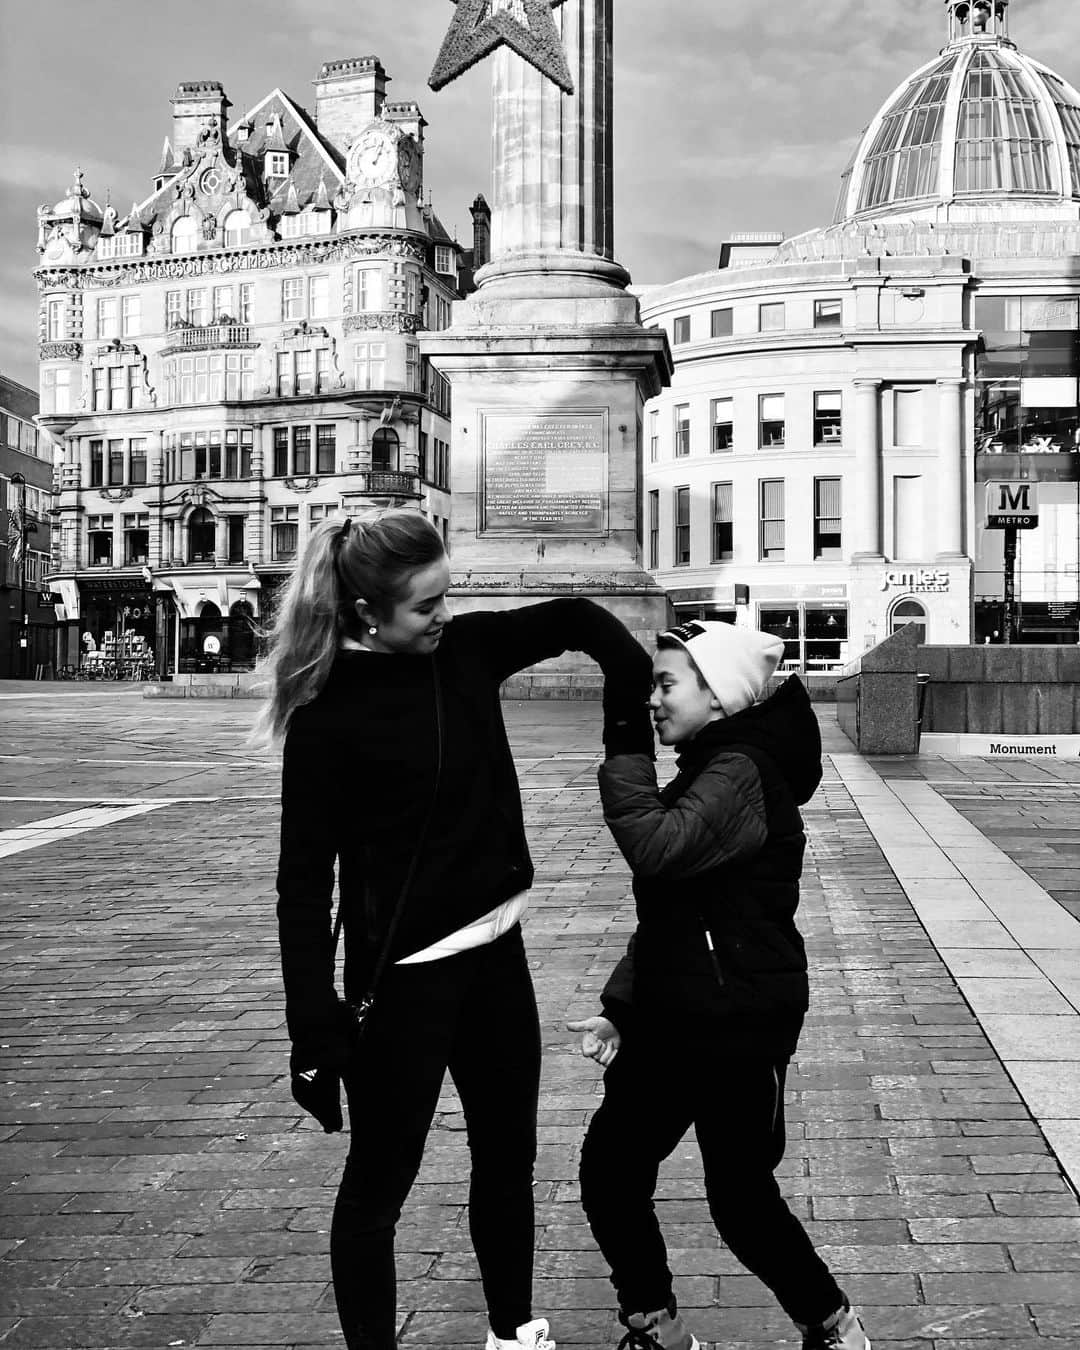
[{"x1": 9, "y1": 472, "x2": 28, "y2": 677}]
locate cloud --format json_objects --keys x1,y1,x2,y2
[{"x1": 0, "y1": 144, "x2": 134, "y2": 200}]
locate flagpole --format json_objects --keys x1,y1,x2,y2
[{"x1": 10, "y1": 472, "x2": 27, "y2": 678}]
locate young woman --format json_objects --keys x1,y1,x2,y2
[{"x1": 265, "y1": 509, "x2": 653, "y2": 1350}]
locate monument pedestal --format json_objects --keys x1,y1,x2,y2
[{"x1": 420, "y1": 272, "x2": 672, "y2": 691}]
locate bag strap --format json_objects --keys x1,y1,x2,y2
[{"x1": 330, "y1": 661, "x2": 444, "y2": 996}]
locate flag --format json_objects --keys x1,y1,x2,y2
[{"x1": 7, "y1": 503, "x2": 23, "y2": 567}]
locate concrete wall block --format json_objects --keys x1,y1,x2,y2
[
  {"x1": 924, "y1": 683, "x2": 967, "y2": 733},
  {"x1": 947, "y1": 645, "x2": 990, "y2": 682},
  {"x1": 1001, "y1": 684, "x2": 1039, "y2": 733},
  {"x1": 979, "y1": 646, "x2": 1024, "y2": 683},
  {"x1": 860, "y1": 672, "x2": 918, "y2": 754},
  {"x1": 1021, "y1": 647, "x2": 1061, "y2": 684},
  {"x1": 917, "y1": 646, "x2": 949, "y2": 680},
  {"x1": 966, "y1": 682, "x2": 1003, "y2": 734},
  {"x1": 1057, "y1": 647, "x2": 1080, "y2": 681},
  {"x1": 1037, "y1": 684, "x2": 1076, "y2": 734}
]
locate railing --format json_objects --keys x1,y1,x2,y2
[
  {"x1": 358, "y1": 470, "x2": 422, "y2": 497},
  {"x1": 165, "y1": 323, "x2": 253, "y2": 351}
]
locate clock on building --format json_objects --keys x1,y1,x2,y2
[
  {"x1": 397, "y1": 137, "x2": 421, "y2": 194},
  {"x1": 350, "y1": 127, "x2": 398, "y2": 187}
]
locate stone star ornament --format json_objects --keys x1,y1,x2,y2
[{"x1": 429, "y1": 0, "x2": 574, "y2": 95}]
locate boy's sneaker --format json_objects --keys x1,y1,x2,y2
[
  {"x1": 616, "y1": 1306, "x2": 699, "y2": 1350},
  {"x1": 485, "y1": 1318, "x2": 555, "y2": 1350},
  {"x1": 799, "y1": 1302, "x2": 871, "y2": 1350}
]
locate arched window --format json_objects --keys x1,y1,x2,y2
[
  {"x1": 223, "y1": 209, "x2": 252, "y2": 247},
  {"x1": 171, "y1": 216, "x2": 199, "y2": 253},
  {"x1": 890, "y1": 599, "x2": 927, "y2": 644},
  {"x1": 371, "y1": 427, "x2": 399, "y2": 471},
  {"x1": 188, "y1": 508, "x2": 216, "y2": 563}
]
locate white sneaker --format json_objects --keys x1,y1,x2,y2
[{"x1": 485, "y1": 1318, "x2": 555, "y2": 1350}]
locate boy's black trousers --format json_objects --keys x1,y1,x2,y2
[{"x1": 579, "y1": 1033, "x2": 845, "y2": 1329}]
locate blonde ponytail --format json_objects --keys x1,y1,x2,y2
[{"x1": 255, "y1": 509, "x2": 445, "y2": 742}]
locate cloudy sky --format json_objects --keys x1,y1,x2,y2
[{"x1": 2, "y1": 0, "x2": 1079, "y2": 387}]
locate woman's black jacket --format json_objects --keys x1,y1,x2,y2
[
  {"x1": 276, "y1": 597, "x2": 653, "y2": 1071},
  {"x1": 597, "y1": 676, "x2": 822, "y2": 1059}
]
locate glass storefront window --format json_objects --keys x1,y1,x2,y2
[
  {"x1": 759, "y1": 608, "x2": 801, "y2": 669},
  {"x1": 805, "y1": 608, "x2": 848, "y2": 669}
]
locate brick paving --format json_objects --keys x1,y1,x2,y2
[{"x1": 1, "y1": 690, "x2": 1078, "y2": 1348}]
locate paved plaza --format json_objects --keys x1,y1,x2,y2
[{"x1": 1, "y1": 685, "x2": 1079, "y2": 1349}]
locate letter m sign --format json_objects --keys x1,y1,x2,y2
[{"x1": 986, "y1": 480, "x2": 1039, "y2": 529}]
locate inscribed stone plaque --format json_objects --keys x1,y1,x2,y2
[{"x1": 480, "y1": 410, "x2": 608, "y2": 535}]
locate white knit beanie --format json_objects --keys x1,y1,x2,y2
[{"x1": 661, "y1": 621, "x2": 785, "y2": 716}]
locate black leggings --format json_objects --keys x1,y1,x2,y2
[
  {"x1": 579, "y1": 1036, "x2": 844, "y2": 1329},
  {"x1": 332, "y1": 925, "x2": 541, "y2": 1350}
]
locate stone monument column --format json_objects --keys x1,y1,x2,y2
[
  {"x1": 936, "y1": 378, "x2": 966, "y2": 559},
  {"x1": 851, "y1": 379, "x2": 883, "y2": 560},
  {"x1": 421, "y1": 0, "x2": 673, "y2": 687}
]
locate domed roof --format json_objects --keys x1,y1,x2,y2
[
  {"x1": 834, "y1": 13, "x2": 1080, "y2": 223},
  {"x1": 51, "y1": 168, "x2": 104, "y2": 223}
]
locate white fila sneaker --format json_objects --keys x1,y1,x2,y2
[{"x1": 485, "y1": 1318, "x2": 555, "y2": 1350}]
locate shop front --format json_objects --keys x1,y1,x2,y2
[
  {"x1": 850, "y1": 561, "x2": 972, "y2": 655},
  {"x1": 76, "y1": 576, "x2": 156, "y2": 678},
  {"x1": 669, "y1": 583, "x2": 851, "y2": 673},
  {"x1": 158, "y1": 572, "x2": 263, "y2": 676}
]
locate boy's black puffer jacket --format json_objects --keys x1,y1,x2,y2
[{"x1": 597, "y1": 676, "x2": 822, "y2": 1058}]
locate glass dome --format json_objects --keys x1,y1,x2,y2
[{"x1": 834, "y1": 36, "x2": 1080, "y2": 222}]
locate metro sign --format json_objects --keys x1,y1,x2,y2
[{"x1": 986, "y1": 480, "x2": 1039, "y2": 529}]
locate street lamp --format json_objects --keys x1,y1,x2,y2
[{"x1": 9, "y1": 472, "x2": 28, "y2": 678}]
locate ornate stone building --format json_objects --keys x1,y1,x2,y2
[
  {"x1": 641, "y1": 0, "x2": 1080, "y2": 665},
  {"x1": 36, "y1": 59, "x2": 483, "y2": 677}
]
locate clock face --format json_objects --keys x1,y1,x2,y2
[
  {"x1": 397, "y1": 139, "x2": 420, "y2": 193},
  {"x1": 352, "y1": 130, "x2": 396, "y2": 186}
]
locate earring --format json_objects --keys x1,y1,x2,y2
[{"x1": 368, "y1": 625, "x2": 378, "y2": 636}]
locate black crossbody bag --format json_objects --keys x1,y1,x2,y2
[{"x1": 331, "y1": 662, "x2": 444, "y2": 1048}]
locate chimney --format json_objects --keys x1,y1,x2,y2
[
  {"x1": 171, "y1": 81, "x2": 231, "y2": 162},
  {"x1": 470, "y1": 195, "x2": 492, "y2": 271},
  {"x1": 315, "y1": 57, "x2": 389, "y2": 157}
]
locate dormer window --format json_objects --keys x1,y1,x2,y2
[
  {"x1": 266, "y1": 152, "x2": 289, "y2": 179},
  {"x1": 435, "y1": 245, "x2": 455, "y2": 276}
]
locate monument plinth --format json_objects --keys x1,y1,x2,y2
[{"x1": 421, "y1": 0, "x2": 673, "y2": 685}]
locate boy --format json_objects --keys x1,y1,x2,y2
[{"x1": 570, "y1": 622, "x2": 871, "y2": 1350}]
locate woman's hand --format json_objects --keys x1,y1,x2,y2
[{"x1": 567, "y1": 1016, "x2": 621, "y2": 1067}]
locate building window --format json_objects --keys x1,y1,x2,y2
[
  {"x1": 273, "y1": 428, "x2": 289, "y2": 477},
  {"x1": 276, "y1": 352, "x2": 294, "y2": 398},
  {"x1": 759, "y1": 608, "x2": 801, "y2": 668},
  {"x1": 108, "y1": 368, "x2": 126, "y2": 412},
  {"x1": 649, "y1": 410, "x2": 659, "y2": 463},
  {"x1": 224, "y1": 429, "x2": 254, "y2": 479},
  {"x1": 281, "y1": 278, "x2": 306, "y2": 320},
  {"x1": 227, "y1": 516, "x2": 246, "y2": 564},
  {"x1": 89, "y1": 440, "x2": 104, "y2": 487},
  {"x1": 316, "y1": 425, "x2": 336, "y2": 475},
  {"x1": 124, "y1": 513, "x2": 150, "y2": 566},
  {"x1": 712, "y1": 398, "x2": 734, "y2": 452},
  {"x1": 674, "y1": 404, "x2": 691, "y2": 457},
  {"x1": 223, "y1": 210, "x2": 252, "y2": 247},
  {"x1": 212, "y1": 286, "x2": 233, "y2": 321},
  {"x1": 129, "y1": 439, "x2": 147, "y2": 485},
  {"x1": 406, "y1": 344, "x2": 420, "y2": 393},
  {"x1": 354, "y1": 342, "x2": 387, "y2": 389},
  {"x1": 309, "y1": 503, "x2": 340, "y2": 528},
  {"x1": 711, "y1": 308, "x2": 733, "y2": 339},
  {"x1": 310, "y1": 274, "x2": 330, "y2": 320},
  {"x1": 759, "y1": 394, "x2": 785, "y2": 448},
  {"x1": 295, "y1": 351, "x2": 315, "y2": 398},
  {"x1": 813, "y1": 391, "x2": 843, "y2": 446},
  {"x1": 188, "y1": 508, "x2": 216, "y2": 563},
  {"x1": 711, "y1": 482, "x2": 733, "y2": 562},
  {"x1": 121, "y1": 295, "x2": 141, "y2": 338},
  {"x1": 759, "y1": 302, "x2": 785, "y2": 332},
  {"x1": 47, "y1": 299, "x2": 65, "y2": 341},
  {"x1": 371, "y1": 427, "x2": 400, "y2": 471},
  {"x1": 293, "y1": 426, "x2": 312, "y2": 475},
  {"x1": 171, "y1": 216, "x2": 199, "y2": 252},
  {"x1": 107, "y1": 438, "x2": 124, "y2": 485},
  {"x1": 894, "y1": 388, "x2": 924, "y2": 447},
  {"x1": 97, "y1": 297, "x2": 119, "y2": 340},
  {"x1": 355, "y1": 265, "x2": 383, "y2": 312},
  {"x1": 805, "y1": 607, "x2": 849, "y2": 669},
  {"x1": 674, "y1": 487, "x2": 691, "y2": 566},
  {"x1": 266, "y1": 152, "x2": 289, "y2": 179},
  {"x1": 43, "y1": 367, "x2": 71, "y2": 414},
  {"x1": 166, "y1": 290, "x2": 183, "y2": 329},
  {"x1": 271, "y1": 506, "x2": 299, "y2": 561},
  {"x1": 316, "y1": 349, "x2": 332, "y2": 394},
  {"x1": 759, "y1": 479, "x2": 785, "y2": 560},
  {"x1": 164, "y1": 352, "x2": 254, "y2": 405},
  {"x1": 88, "y1": 514, "x2": 113, "y2": 567},
  {"x1": 814, "y1": 298, "x2": 842, "y2": 329},
  {"x1": 673, "y1": 315, "x2": 691, "y2": 345},
  {"x1": 435, "y1": 245, "x2": 455, "y2": 276},
  {"x1": 814, "y1": 478, "x2": 842, "y2": 559},
  {"x1": 188, "y1": 289, "x2": 208, "y2": 327},
  {"x1": 648, "y1": 489, "x2": 659, "y2": 569},
  {"x1": 238, "y1": 284, "x2": 254, "y2": 324}
]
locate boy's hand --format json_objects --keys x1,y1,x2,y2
[{"x1": 567, "y1": 1016, "x2": 621, "y2": 1067}]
